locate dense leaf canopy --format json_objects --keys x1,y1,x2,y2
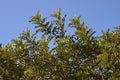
[{"x1": 0, "y1": 9, "x2": 120, "y2": 80}]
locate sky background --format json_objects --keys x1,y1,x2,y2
[{"x1": 0, "y1": 0, "x2": 120, "y2": 44}]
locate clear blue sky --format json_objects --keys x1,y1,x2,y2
[{"x1": 0, "y1": 0, "x2": 120, "y2": 44}]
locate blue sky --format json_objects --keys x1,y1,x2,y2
[{"x1": 0, "y1": 0, "x2": 120, "y2": 44}]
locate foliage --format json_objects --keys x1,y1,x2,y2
[{"x1": 0, "y1": 9, "x2": 120, "y2": 80}]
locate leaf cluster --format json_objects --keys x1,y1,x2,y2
[{"x1": 0, "y1": 9, "x2": 120, "y2": 80}]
